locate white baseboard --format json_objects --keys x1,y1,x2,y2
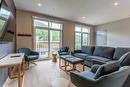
[{"x1": 3, "y1": 77, "x2": 10, "y2": 87}]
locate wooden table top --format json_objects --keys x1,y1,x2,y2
[{"x1": 0, "y1": 53, "x2": 24, "y2": 67}]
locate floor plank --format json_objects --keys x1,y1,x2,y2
[{"x1": 7, "y1": 60, "x2": 86, "y2": 87}]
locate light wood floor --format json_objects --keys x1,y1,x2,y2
[{"x1": 6, "y1": 60, "x2": 89, "y2": 87}]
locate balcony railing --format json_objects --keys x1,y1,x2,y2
[{"x1": 35, "y1": 41, "x2": 60, "y2": 57}]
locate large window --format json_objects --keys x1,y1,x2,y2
[
  {"x1": 96, "y1": 30, "x2": 107, "y2": 46},
  {"x1": 34, "y1": 18, "x2": 63, "y2": 59},
  {"x1": 75, "y1": 25, "x2": 90, "y2": 50}
]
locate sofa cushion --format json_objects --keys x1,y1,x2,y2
[
  {"x1": 113, "y1": 47, "x2": 130, "y2": 60},
  {"x1": 93, "y1": 46, "x2": 115, "y2": 59},
  {"x1": 119, "y1": 52, "x2": 130, "y2": 66},
  {"x1": 94, "y1": 61, "x2": 120, "y2": 79},
  {"x1": 81, "y1": 46, "x2": 95, "y2": 55},
  {"x1": 87, "y1": 56, "x2": 111, "y2": 62},
  {"x1": 73, "y1": 53, "x2": 88, "y2": 60},
  {"x1": 84, "y1": 60, "x2": 93, "y2": 67}
]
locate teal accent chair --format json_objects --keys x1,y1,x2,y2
[{"x1": 18, "y1": 48, "x2": 39, "y2": 68}]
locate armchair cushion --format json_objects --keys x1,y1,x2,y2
[
  {"x1": 60, "y1": 47, "x2": 69, "y2": 52},
  {"x1": 27, "y1": 55, "x2": 39, "y2": 61},
  {"x1": 30, "y1": 51, "x2": 39, "y2": 55},
  {"x1": 94, "y1": 61, "x2": 120, "y2": 79}
]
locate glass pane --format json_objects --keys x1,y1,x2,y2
[
  {"x1": 96, "y1": 31, "x2": 107, "y2": 46},
  {"x1": 82, "y1": 28, "x2": 89, "y2": 33},
  {"x1": 0, "y1": 8, "x2": 10, "y2": 19},
  {"x1": 50, "y1": 30, "x2": 61, "y2": 54},
  {"x1": 0, "y1": 19, "x2": 6, "y2": 31},
  {"x1": 50, "y1": 30, "x2": 60, "y2": 41},
  {"x1": 34, "y1": 19, "x2": 48, "y2": 28},
  {"x1": 75, "y1": 33, "x2": 81, "y2": 50},
  {"x1": 35, "y1": 28, "x2": 49, "y2": 58},
  {"x1": 75, "y1": 27, "x2": 81, "y2": 32},
  {"x1": 82, "y1": 34, "x2": 89, "y2": 46},
  {"x1": 50, "y1": 22, "x2": 62, "y2": 29}
]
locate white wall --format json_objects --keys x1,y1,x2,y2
[{"x1": 95, "y1": 17, "x2": 130, "y2": 47}]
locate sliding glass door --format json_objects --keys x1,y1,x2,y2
[{"x1": 34, "y1": 18, "x2": 62, "y2": 60}]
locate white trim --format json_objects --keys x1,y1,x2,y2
[{"x1": 3, "y1": 77, "x2": 10, "y2": 87}]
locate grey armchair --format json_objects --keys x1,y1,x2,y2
[
  {"x1": 58, "y1": 46, "x2": 70, "y2": 55},
  {"x1": 70, "y1": 64, "x2": 130, "y2": 87}
]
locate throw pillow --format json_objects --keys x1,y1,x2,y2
[{"x1": 94, "y1": 61, "x2": 120, "y2": 79}]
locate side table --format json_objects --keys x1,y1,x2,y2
[{"x1": 52, "y1": 53, "x2": 57, "y2": 62}]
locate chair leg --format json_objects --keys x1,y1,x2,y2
[{"x1": 30, "y1": 61, "x2": 37, "y2": 65}]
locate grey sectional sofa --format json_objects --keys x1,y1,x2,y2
[{"x1": 72, "y1": 46, "x2": 130, "y2": 67}]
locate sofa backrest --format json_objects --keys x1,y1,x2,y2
[
  {"x1": 93, "y1": 46, "x2": 115, "y2": 59},
  {"x1": 113, "y1": 47, "x2": 130, "y2": 60},
  {"x1": 81, "y1": 46, "x2": 95, "y2": 55}
]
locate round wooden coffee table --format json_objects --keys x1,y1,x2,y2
[{"x1": 51, "y1": 78, "x2": 70, "y2": 87}]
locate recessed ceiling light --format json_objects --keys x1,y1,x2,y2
[
  {"x1": 38, "y1": 3, "x2": 42, "y2": 7},
  {"x1": 114, "y1": 2, "x2": 119, "y2": 6},
  {"x1": 82, "y1": 17, "x2": 86, "y2": 19}
]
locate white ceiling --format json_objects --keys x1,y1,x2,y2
[{"x1": 13, "y1": 0, "x2": 130, "y2": 25}]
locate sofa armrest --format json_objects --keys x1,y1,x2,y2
[
  {"x1": 70, "y1": 72, "x2": 97, "y2": 87},
  {"x1": 90, "y1": 64, "x2": 101, "y2": 74}
]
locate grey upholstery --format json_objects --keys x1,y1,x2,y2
[
  {"x1": 81, "y1": 46, "x2": 95, "y2": 55},
  {"x1": 94, "y1": 61, "x2": 120, "y2": 79},
  {"x1": 119, "y1": 52, "x2": 130, "y2": 66},
  {"x1": 58, "y1": 46, "x2": 70, "y2": 55},
  {"x1": 73, "y1": 53, "x2": 88, "y2": 60},
  {"x1": 65, "y1": 57, "x2": 83, "y2": 64},
  {"x1": 84, "y1": 60, "x2": 93, "y2": 67},
  {"x1": 113, "y1": 47, "x2": 130, "y2": 60},
  {"x1": 72, "y1": 46, "x2": 130, "y2": 67},
  {"x1": 88, "y1": 56, "x2": 111, "y2": 62},
  {"x1": 93, "y1": 46, "x2": 115, "y2": 59},
  {"x1": 70, "y1": 65, "x2": 130, "y2": 87}
]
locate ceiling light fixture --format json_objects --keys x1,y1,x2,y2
[
  {"x1": 38, "y1": 3, "x2": 42, "y2": 7},
  {"x1": 114, "y1": 2, "x2": 119, "y2": 6},
  {"x1": 82, "y1": 17, "x2": 86, "y2": 19}
]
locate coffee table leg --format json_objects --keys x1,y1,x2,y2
[
  {"x1": 59, "y1": 58, "x2": 61, "y2": 67},
  {"x1": 65, "y1": 60, "x2": 67, "y2": 71},
  {"x1": 73, "y1": 64, "x2": 76, "y2": 70},
  {"x1": 18, "y1": 64, "x2": 21, "y2": 87},
  {"x1": 83, "y1": 63, "x2": 85, "y2": 71}
]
